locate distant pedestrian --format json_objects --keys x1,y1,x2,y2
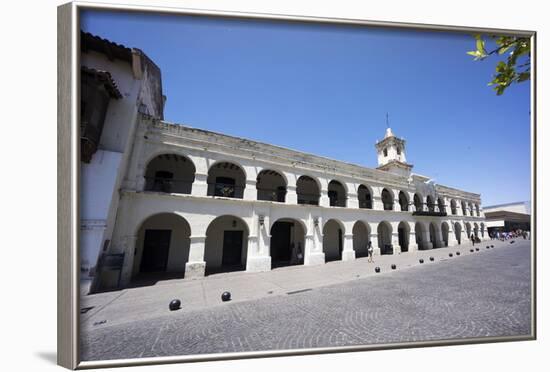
[
  {"x1": 470, "y1": 233, "x2": 475, "y2": 246},
  {"x1": 367, "y1": 241, "x2": 374, "y2": 263}
]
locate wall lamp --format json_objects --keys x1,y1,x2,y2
[{"x1": 258, "y1": 215, "x2": 265, "y2": 226}]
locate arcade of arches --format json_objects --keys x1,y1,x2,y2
[
  {"x1": 130, "y1": 212, "x2": 484, "y2": 282},
  {"x1": 142, "y1": 153, "x2": 483, "y2": 217}
]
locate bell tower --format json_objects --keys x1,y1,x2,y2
[{"x1": 375, "y1": 126, "x2": 413, "y2": 177}]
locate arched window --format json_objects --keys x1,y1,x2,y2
[
  {"x1": 296, "y1": 175, "x2": 320, "y2": 205},
  {"x1": 256, "y1": 169, "x2": 287, "y2": 202},
  {"x1": 358, "y1": 185, "x2": 372, "y2": 209},
  {"x1": 328, "y1": 180, "x2": 347, "y2": 207},
  {"x1": 144, "y1": 154, "x2": 195, "y2": 194},
  {"x1": 207, "y1": 161, "x2": 246, "y2": 199},
  {"x1": 414, "y1": 193, "x2": 423, "y2": 211},
  {"x1": 426, "y1": 195, "x2": 435, "y2": 212},
  {"x1": 381, "y1": 188, "x2": 394, "y2": 210}
]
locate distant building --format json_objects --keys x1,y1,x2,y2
[
  {"x1": 80, "y1": 32, "x2": 488, "y2": 293},
  {"x1": 483, "y1": 201, "x2": 531, "y2": 235}
]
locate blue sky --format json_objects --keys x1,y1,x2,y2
[{"x1": 81, "y1": 10, "x2": 531, "y2": 206}]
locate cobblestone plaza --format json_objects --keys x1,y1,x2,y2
[{"x1": 81, "y1": 239, "x2": 532, "y2": 361}]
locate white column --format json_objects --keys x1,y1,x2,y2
[
  {"x1": 191, "y1": 173, "x2": 208, "y2": 197},
  {"x1": 447, "y1": 221, "x2": 458, "y2": 246},
  {"x1": 286, "y1": 185, "x2": 298, "y2": 204},
  {"x1": 243, "y1": 179, "x2": 257, "y2": 200},
  {"x1": 304, "y1": 235, "x2": 324, "y2": 265},
  {"x1": 320, "y1": 189, "x2": 330, "y2": 207},
  {"x1": 392, "y1": 231, "x2": 401, "y2": 254},
  {"x1": 373, "y1": 196, "x2": 384, "y2": 210},
  {"x1": 246, "y1": 235, "x2": 271, "y2": 272},
  {"x1": 341, "y1": 233, "x2": 355, "y2": 261},
  {"x1": 409, "y1": 231, "x2": 419, "y2": 252},
  {"x1": 369, "y1": 222, "x2": 382, "y2": 255},
  {"x1": 185, "y1": 236, "x2": 206, "y2": 278}
]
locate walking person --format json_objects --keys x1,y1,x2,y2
[
  {"x1": 367, "y1": 241, "x2": 374, "y2": 263},
  {"x1": 470, "y1": 233, "x2": 475, "y2": 246}
]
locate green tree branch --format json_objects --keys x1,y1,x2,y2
[{"x1": 467, "y1": 35, "x2": 531, "y2": 95}]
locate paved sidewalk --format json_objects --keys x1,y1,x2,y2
[
  {"x1": 81, "y1": 238, "x2": 531, "y2": 361},
  {"x1": 81, "y1": 238, "x2": 520, "y2": 332}
]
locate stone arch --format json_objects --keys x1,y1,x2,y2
[
  {"x1": 352, "y1": 221, "x2": 371, "y2": 258},
  {"x1": 414, "y1": 193, "x2": 423, "y2": 211},
  {"x1": 144, "y1": 153, "x2": 196, "y2": 194},
  {"x1": 426, "y1": 195, "x2": 435, "y2": 212},
  {"x1": 205, "y1": 215, "x2": 249, "y2": 275},
  {"x1": 133, "y1": 213, "x2": 191, "y2": 279},
  {"x1": 480, "y1": 222, "x2": 485, "y2": 238},
  {"x1": 270, "y1": 218, "x2": 306, "y2": 268},
  {"x1": 441, "y1": 222, "x2": 450, "y2": 247},
  {"x1": 475, "y1": 204, "x2": 480, "y2": 217},
  {"x1": 207, "y1": 161, "x2": 247, "y2": 199},
  {"x1": 381, "y1": 188, "x2": 394, "y2": 210},
  {"x1": 465, "y1": 222, "x2": 472, "y2": 240},
  {"x1": 377, "y1": 221, "x2": 393, "y2": 255},
  {"x1": 454, "y1": 222, "x2": 462, "y2": 244},
  {"x1": 296, "y1": 175, "x2": 321, "y2": 205},
  {"x1": 474, "y1": 222, "x2": 479, "y2": 239},
  {"x1": 328, "y1": 180, "x2": 347, "y2": 207},
  {"x1": 399, "y1": 191, "x2": 409, "y2": 211},
  {"x1": 358, "y1": 184, "x2": 373, "y2": 209},
  {"x1": 397, "y1": 221, "x2": 410, "y2": 252},
  {"x1": 256, "y1": 169, "x2": 287, "y2": 202},
  {"x1": 323, "y1": 219, "x2": 345, "y2": 261}
]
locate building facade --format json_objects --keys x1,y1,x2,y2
[
  {"x1": 483, "y1": 201, "x2": 531, "y2": 235},
  {"x1": 79, "y1": 33, "x2": 487, "y2": 293}
]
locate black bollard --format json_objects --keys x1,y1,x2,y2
[
  {"x1": 456, "y1": 252, "x2": 460, "y2": 256},
  {"x1": 486, "y1": 246, "x2": 490, "y2": 249},
  {"x1": 419, "y1": 259, "x2": 424, "y2": 264},
  {"x1": 476, "y1": 248, "x2": 480, "y2": 251},
  {"x1": 449, "y1": 253, "x2": 453, "y2": 257},
  {"x1": 391, "y1": 264, "x2": 397, "y2": 270},
  {"x1": 429, "y1": 256, "x2": 435, "y2": 261},
  {"x1": 375, "y1": 267, "x2": 381, "y2": 273},
  {"x1": 491, "y1": 245, "x2": 494, "y2": 248},
  {"x1": 470, "y1": 249, "x2": 474, "y2": 252},
  {"x1": 221, "y1": 291, "x2": 231, "y2": 302},
  {"x1": 169, "y1": 299, "x2": 181, "y2": 311}
]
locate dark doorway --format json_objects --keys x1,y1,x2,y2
[
  {"x1": 222, "y1": 230, "x2": 243, "y2": 268},
  {"x1": 140, "y1": 229, "x2": 171, "y2": 273},
  {"x1": 271, "y1": 222, "x2": 292, "y2": 266}
]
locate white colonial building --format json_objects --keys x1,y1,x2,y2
[{"x1": 79, "y1": 32, "x2": 487, "y2": 293}]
